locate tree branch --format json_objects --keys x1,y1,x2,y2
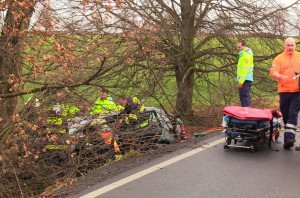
[{"x1": 0, "y1": 57, "x2": 106, "y2": 98}]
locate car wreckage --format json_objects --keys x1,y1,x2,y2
[{"x1": 68, "y1": 107, "x2": 186, "y2": 158}]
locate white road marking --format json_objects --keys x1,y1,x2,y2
[{"x1": 80, "y1": 138, "x2": 224, "y2": 198}]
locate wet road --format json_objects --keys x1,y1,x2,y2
[{"x1": 71, "y1": 131, "x2": 300, "y2": 198}]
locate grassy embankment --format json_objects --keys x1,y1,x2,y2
[{"x1": 20, "y1": 35, "x2": 282, "y2": 111}]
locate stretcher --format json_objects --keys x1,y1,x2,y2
[{"x1": 222, "y1": 106, "x2": 282, "y2": 152}]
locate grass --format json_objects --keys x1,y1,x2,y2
[{"x1": 18, "y1": 34, "x2": 282, "y2": 110}]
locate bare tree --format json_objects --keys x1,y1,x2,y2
[
  {"x1": 0, "y1": 0, "x2": 146, "y2": 142},
  {"x1": 0, "y1": 1, "x2": 157, "y2": 196},
  {"x1": 0, "y1": 0, "x2": 36, "y2": 135},
  {"x1": 2, "y1": 0, "x2": 300, "y2": 196},
  {"x1": 90, "y1": 0, "x2": 300, "y2": 118}
]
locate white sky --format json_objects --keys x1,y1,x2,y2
[{"x1": 1, "y1": 0, "x2": 300, "y2": 34}]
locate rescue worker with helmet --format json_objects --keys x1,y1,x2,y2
[
  {"x1": 114, "y1": 95, "x2": 147, "y2": 154},
  {"x1": 270, "y1": 37, "x2": 300, "y2": 150},
  {"x1": 116, "y1": 95, "x2": 147, "y2": 129}
]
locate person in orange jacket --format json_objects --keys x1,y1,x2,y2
[{"x1": 270, "y1": 37, "x2": 300, "y2": 149}]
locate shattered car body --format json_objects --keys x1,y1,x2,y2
[
  {"x1": 67, "y1": 107, "x2": 186, "y2": 158},
  {"x1": 144, "y1": 107, "x2": 186, "y2": 143}
]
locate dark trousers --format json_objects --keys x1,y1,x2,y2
[
  {"x1": 279, "y1": 92, "x2": 300, "y2": 128},
  {"x1": 238, "y1": 80, "x2": 252, "y2": 107}
]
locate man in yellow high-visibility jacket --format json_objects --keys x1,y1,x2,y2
[
  {"x1": 47, "y1": 91, "x2": 79, "y2": 133},
  {"x1": 90, "y1": 88, "x2": 120, "y2": 116},
  {"x1": 236, "y1": 40, "x2": 254, "y2": 107},
  {"x1": 90, "y1": 89, "x2": 123, "y2": 159}
]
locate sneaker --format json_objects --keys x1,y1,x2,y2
[{"x1": 295, "y1": 145, "x2": 300, "y2": 151}]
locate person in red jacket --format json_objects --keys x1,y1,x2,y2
[{"x1": 270, "y1": 37, "x2": 300, "y2": 149}]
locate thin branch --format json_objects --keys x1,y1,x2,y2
[{"x1": 0, "y1": 58, "x2": 106, "y2": 98}]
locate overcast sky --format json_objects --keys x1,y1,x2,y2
[{"x1": 1, "y1": 0, "x2": 300, "y2": 35}]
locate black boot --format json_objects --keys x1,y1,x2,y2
[{"x1": 283, "y1": 132, "x2": 296, "y2": 149}]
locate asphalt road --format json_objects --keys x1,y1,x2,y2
[{"x1": 73, "y1": 132, "x2": 300, "y2": 198}]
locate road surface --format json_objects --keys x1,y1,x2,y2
[{"x1": 70, "y1": 131, "x2": 300, "y2": 198}]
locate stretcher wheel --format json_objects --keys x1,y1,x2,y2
[
  {"x1": 226, "y1": 138, "x2": 231, "y2": 145},
  {"x1": 275, "y1": 132, "x2": 279, "y2": 141},
  {"x1": 250, "y1": 145, "x2": 255, "y2": 153},
  {"x1": 253, "y1": 142, "x2": 260, "y2": 151}
]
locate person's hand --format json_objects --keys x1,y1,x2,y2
[
  {"x1": 280, "y1": 75, "x2": 289, "y2": 80},
  {"x1": 293, "y1": 74, "x2": 300, "y2": 80},
  {"x1": 280, "y1": 75, "x2": 293, "y2": 83},
  {"x1": 237, "y1": 83, "x2": 243, "y2": 89}
]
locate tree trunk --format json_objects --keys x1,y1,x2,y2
[
  {"x1": 175, "y1": 61, "x2": 195, "y2": 119},
  {"x1": 0, "y1": 1, "x2": 35, "y2": 140},
  {"x1": 174, "y1": 0, "x2": 196, "y2": 119}
]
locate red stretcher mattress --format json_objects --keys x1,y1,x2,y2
[{"x1": 223, "y1": 106, "x2": 282, "y2": 121}]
